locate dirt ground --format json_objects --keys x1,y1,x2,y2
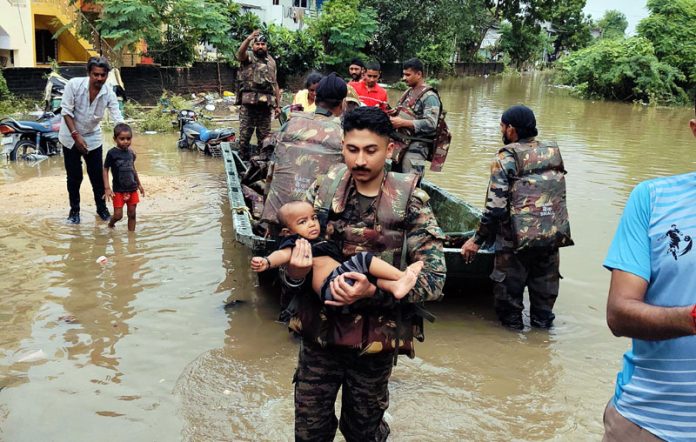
[{"x1": 0, "y1": 174, "x2": 208, "y2": 217}]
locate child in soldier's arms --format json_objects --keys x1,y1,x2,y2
[{"x1": 250, "y1": 201, "x2": 424, "y2": 301}]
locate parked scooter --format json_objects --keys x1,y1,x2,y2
[
  {"x1": 175, "y1": 108, "x2": 235, "y2": 157},
  {"x1": 0, "y1": 112, "x2": 61, "y2": 161}
]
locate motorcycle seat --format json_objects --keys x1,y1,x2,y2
[
  {"x1": 201, "y1": 128, "x2": 234, "y2": 142},
  {"x1": 15, "y1": 121, "x2": 54, "y2": 133}
]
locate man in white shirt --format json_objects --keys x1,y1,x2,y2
[{"x1": 59, "y1": 56, "x2": 124, "y2": 224}]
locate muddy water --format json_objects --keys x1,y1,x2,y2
[{"x1": 1, "y1": 74, "x2": 694, "y2": 441}]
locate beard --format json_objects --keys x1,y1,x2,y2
[
  {"x1": 253, "y1": 48, "x2": 267, "y2": 58},
  {"x1": 350, "y1": 72, "x2": 361, "y2": 81},
  {"x1": 502, "y1": 134, "x2": 512, "y2": 145}
]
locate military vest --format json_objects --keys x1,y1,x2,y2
[
  {"x1": 290, "y1": 164, "x2": 423, "y2": 358},
  {"x1": 394, "y1": 86, "x2": 451, "y2": 172},
  {"x1": 260, "y1": 109, "x2": 343, "y2": 226},
  {"x1": 236, "y1": 51, "x2": 277, "y2": 106},
  {"x1": 315, "y1": 163, "x2": 419, "y2": 268},
  {"x1": 500, "y1": 140, "x2": 574, "y2": 251}
]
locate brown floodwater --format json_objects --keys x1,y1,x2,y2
[{"x1": 1, "y1": 73, "x2": 695, "y2": 441}]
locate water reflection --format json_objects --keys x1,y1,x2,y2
[{"x1": 1, "y1": 75, "x2": 694, "y2": 440}]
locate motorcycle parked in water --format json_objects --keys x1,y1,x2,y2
[
  {"x1": 0, "y1": 112, "x2": 61, "y2": 161},
  {"x1": 175, "y1": 108, "x2": 235, "y2": 157}
]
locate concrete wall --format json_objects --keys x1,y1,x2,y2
[
  {"x1": 0, "y1": 0, "x2": 34, "y2": 67},
  {"x1": 2, "y1": 62, "x2": 238, "y2": 104}
]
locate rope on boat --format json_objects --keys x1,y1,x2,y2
[{"x1": 231, "y1": 205, "x2": 252, "y2": 220}]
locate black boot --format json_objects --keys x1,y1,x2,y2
[{"x1": 67, "y1": 209, "x2": 80, "y2": 224}]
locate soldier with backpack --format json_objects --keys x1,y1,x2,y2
[
  {"x1": 389, "y1": 58, "x2": 451, "y2": 175},
  {"x1": 461, "y1": 105, "x2": 574, "y2": 330}
]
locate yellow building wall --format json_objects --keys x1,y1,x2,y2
[{"x1": 31, "y1": 0, "x2": 96, "y2": 65}]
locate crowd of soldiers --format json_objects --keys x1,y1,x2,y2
[{"x1": 235, "y1": 30, "x2": 576, "y2": 441}]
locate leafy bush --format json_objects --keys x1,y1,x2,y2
[
  {"x1": 266, "y1": 24, "x2": 323, "y2": 86},
  {"x1": 637, "y1": 0, "x2": 696, "y2": 91},
  {"x1": 307, "y1": 0, "x2": 377, "y2": 71},
  {"x1": 556, "y1": 36, "x2": 687, "y2": 104},
  {"x1": 0, "y1": 70, "x2": 10, "y2": 100}
]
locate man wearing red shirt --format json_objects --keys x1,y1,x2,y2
[{"x1": 353, "y1": 61, "x2": 389, "y2": 111}]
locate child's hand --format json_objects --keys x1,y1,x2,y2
[
  {"x1": 250, "y1": 256, "x2": 269, "y2": 272},
  {"x1": 138, "y1": 185, "x2": 145, "y2": 197},
  {"x1": 104, "y1": 188, "x2": 114, "y2": 201}
]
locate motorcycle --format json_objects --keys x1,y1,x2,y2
[
  {"x1": 0, "y1": 112, "x2": 61, "y2": 161},
  {"x1": 175, "y1": 108, "x2": 236, "y2": 157}
]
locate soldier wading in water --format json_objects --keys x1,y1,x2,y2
[
  {"x1": 282, "y1": 107, "x2": 446, "y2": 441},
  {"x1": 462, "y1": 105, "x2": 574, "y2": 330}
]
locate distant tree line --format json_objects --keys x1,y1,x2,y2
[{"x1": 557, "y1": 0, "x2": 696, "y2": 105}]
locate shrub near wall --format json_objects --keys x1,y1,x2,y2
[{"x1": 557, "y1": 37, "x2": 687, "y2": 105}]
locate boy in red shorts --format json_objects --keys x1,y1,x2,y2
[{"x1": 102, "y1": 123, "x2": 144, "y2": 231}]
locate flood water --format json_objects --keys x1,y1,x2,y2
[{"x1": 1, "y1": 73, "x2": 695, "y2": 441}]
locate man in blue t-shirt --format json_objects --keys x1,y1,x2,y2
[{"x1": 603, "y1": 102, "x2": 696, "y2": 441}]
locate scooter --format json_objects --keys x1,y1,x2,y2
[
  {"x1": 176, "y1": 108, "x2": 235, "y2": 157},
  {"x1": 0, "y1": 112, "x2": 61, "y2": 161}
]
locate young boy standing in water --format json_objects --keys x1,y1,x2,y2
[{"x1": 103, "y1": 123, "x2": 144, "y2": 231}]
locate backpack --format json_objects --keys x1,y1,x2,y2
[
  {"x1": 395, "y1": 86, "x2": 452, "y2": 172},
  {"x1": 502, "y1": 141, "x2": 574, "y2": 251}
]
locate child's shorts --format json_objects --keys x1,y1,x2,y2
[
  {"x1": 320, "y1": 251, "x2": 377, "y2": 301},
  {"x1": 113, "y1": 191, "x2": 140, "y2": 209}
]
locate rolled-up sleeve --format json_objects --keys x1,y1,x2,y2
[
  {"x1": 412, "y1": 93, "x2": 440, "y2": 135},
  {"x1": 107, "y1": 90, "x2": 124, "y2": 124},
  {"x1": 61, "y1": 80, "x2": 76, "y2": 118}
]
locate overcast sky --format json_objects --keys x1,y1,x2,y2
[{"x1": 583, "y1": 0, "x2": 648, "y2": 34}]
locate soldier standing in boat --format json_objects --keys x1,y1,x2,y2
[
  {"x1": 282, "y1": 107, "x2": 446, "y2": 441},
  {"x1": 389, "y1": 58, "x2": 443, "y2": 175},
  {"x1": 461, "y1": 105, "x2": 573, "y2": 330},
  {"x1": 235, "y1": 30, "x2": 281, "y2": 161}
]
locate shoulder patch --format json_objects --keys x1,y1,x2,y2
[{"x1": 412, "y1": 188, "x2": 430, "y2": 204}]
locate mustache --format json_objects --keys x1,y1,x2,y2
[{"x1": 352, "y1": 166, "x2": 371, "y2": 173}]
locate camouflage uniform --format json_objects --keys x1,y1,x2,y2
[
  {"x1": 237, "y1": 50, "x2": 278, "y2": 160},
  {"x1": 392, "y1": 87, "x2": 441, "y2": 176},
  {"x1": 473, "y1": 139, "x2": 571, "y2": 327},
  {"x1": 261, "y1": 108, "x2": 343, "y2": 226},
  {"x1": 287, "y1": 166, "x2": 446, "y2": 441}
]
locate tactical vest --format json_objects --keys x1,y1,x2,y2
[
  {"x1": 260, "y1": 109, "x2": 343, "y2": 226},
  {"x1": 501, "y1": 141, "x2": 574, "y2": 251},
  {"x1": 236, "y1": 51, "x2": 277, "y2": 106},
  {"x1": 315, "y1": 163, "x2": 419, "y2": 267},
  {"x1": 296, "y1": 164, "x2": 423, "y2": 358},
  {"x1": 394, "y1": 86, "x2": 451, "y2": 172}
]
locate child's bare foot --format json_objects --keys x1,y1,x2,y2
[
  {"x1": 406, "y1": 260, "x2": 424, "y2": 276},
  {"x1": 381, "y1": 261, "x2": 424, "y2": 299},
  {"x1": 108, "y1": 223, "x2": 115, "y2": 229}
]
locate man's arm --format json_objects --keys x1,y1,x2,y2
[
  {"x1": 106, "y1": 90, "x2": 124, "y2": 123},
  {"x1": 412, "y1": 92, "x2": 440, "y2": 135},
  {"x1": 236, "y1": 30, "x2": 259, "y2": 62},
  {"x1": 102, "y1": 166, "x2": 114, "y2": 201},
  {"x1": 330, "y1": 192, "x2": 446, "y2": 307},
  {"x1": 607, "y1": 269, "x2": 695, "y2": 340},
  {"x1": 472, "y1": 153, "x2": 512, "y2": 246},
  {"x1": 61, "y1": 80, "x2": 88, "y2": 154},
  {"x1": 402, "y1": 191, "x2": 446, "y2": 303}
]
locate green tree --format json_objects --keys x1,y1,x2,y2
[
  {"x1": 596, "y1": 10, "x2": 628, "y2": 39},
  {"x1": 557, "y1": 36, "x2": 687, "y2": 104},
  {"x1": 637, "y1": 0, "x2": 696, "y2": 90},
  {"x1": 96, "y1": 0, "x2": 232, "y2": 66},
  {"x1": 498, "y1": 21, "x2": 553, "y2": 68},
  {"x1": 0, "y1": 70, "x2": 10, "y2": 100},
  {"x1": 265, "y1": 24, "x2": 323, "y2": 85},
  {"x1": 539, "y1": 0, "x2": 592, "y2": 57},
  {"x1": 308, "y1": 0, "x2": 377, "y2": 71}
]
